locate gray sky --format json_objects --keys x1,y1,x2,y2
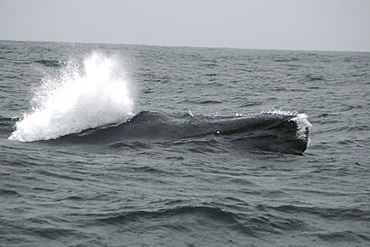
[{"x1": 1, "y1": 0, "x2": 370, "y2": 51}]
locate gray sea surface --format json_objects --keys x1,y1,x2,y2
[{"x1": 0, "y1": 41, "x2": 369, "y2": 246}]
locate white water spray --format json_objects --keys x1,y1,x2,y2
[
  {"x1": 9, "y1": 52, "x2": 135, "y2": 142},
  {"x1": 262, "y1": 109, "x2": 312, "y2": 140}
]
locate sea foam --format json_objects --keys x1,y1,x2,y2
[{"x1": 9, "y1": 52, "x2": 135, "y2": 142}]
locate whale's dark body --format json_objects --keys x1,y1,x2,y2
[{"x1": 46, "y1": 111, "x2": 310, "y2": 154}]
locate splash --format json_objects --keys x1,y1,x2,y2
[
  {"x1": 9, "y1": 52, "x2": 135, "y2": 142},
  {"x1": 262, "y1": 109, "x2": 312, "y2": 140}
]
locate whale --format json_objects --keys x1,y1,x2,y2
[{"x1": 45, "y1": 111, "x2": 311, "y2": 154}]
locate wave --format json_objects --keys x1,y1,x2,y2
[
  {"x1": 97, "y1": 206, "x2": 239, "y2": 224},
  {"x1": 266, "y1": 204, "x2": 369, "y2": 221},
  {"x1": 261, "y1": 204, "x2": 370, "y2": 242},
  {"x1": 95, "y1": 204, "x2": 367, "y2": 243},
  {"x1": 35, "y1": 59, "x2": 64, "y2": 67},
  {"x1": 95, "y1": 205, "x2": 255, "y2": 236},
  {"x1": 41, "y1": 110, "x2": 311, "y2": 154}
]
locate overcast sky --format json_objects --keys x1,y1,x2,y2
[{"x1": 1, "y1": 0, "x2": 370, "y2": 51}]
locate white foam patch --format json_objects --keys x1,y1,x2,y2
[
  {"x1": 9, "y1": 52, "x2": 135, "y2": 142},
  {"x1": 292, "y1": 113, "x2": 312, "y2": 138},
  {"x1": 262, "y1": 109, "x2": 299, "y2": 117}
]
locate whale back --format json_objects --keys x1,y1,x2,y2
[{"x1": 43, "y1": 111, "x2": 310, "y2": 154}]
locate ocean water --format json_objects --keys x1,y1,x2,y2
[{"x1": 0, "y1": 40, "x2": 369, "y2": 246}]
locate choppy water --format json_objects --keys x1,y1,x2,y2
[{"x1": 0, "y1": 41, "x2": 369, "y2": 246}]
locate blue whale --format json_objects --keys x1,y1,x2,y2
[{"x1": 46, "y1": 111, "x2": 311, "y2": 154}]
